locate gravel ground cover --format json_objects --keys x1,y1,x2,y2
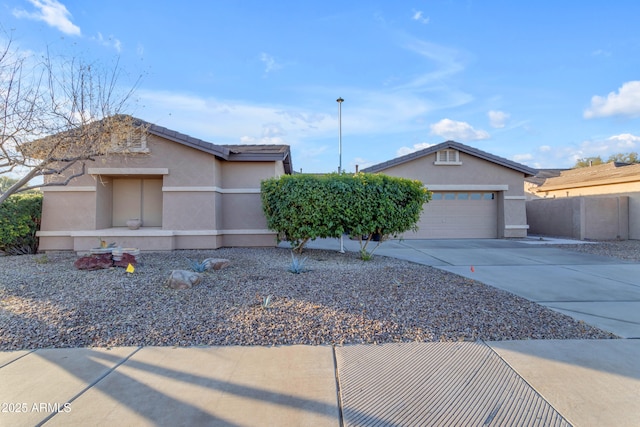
[
  {"x1": 549, "y1": 239, "x2": 640, "y2": 262},
  {"x1": 0, "y1": 244, "x2": 620, "y2": 351}
]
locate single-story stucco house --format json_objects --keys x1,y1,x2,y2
[
  {"x1": 527, "y1": 162, "x2": 640, "y2": 240},
  {"x1": 362, "y1": 141, "x2": 537, "y2": 239},
  {"x1": 37, "y1": 119, "x2": 292, "y2": 252}
]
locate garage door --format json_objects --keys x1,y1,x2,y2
[{"x1": 408, "y1": 192, "x2": 498, "y2": 239}]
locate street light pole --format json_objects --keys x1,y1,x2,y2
[
  {"x1": 337, "y1": 97, "x2": 345, "y2": 253},
  {"x1": 337, "y1": 97, "x2": 344, "y2": 174}
]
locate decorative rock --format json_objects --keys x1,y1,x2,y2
[
  {"x1": 74, "y1": 254, "x2": 113, "y2": 270},
  {"x1": 202, "y1": 258, "x2": 231, "y2": 271},
  {"x1": 113, "y1": 253, "x2": 137, "y2": 268},
  {"x1": 166, "y1": 270, "x2": 202, "y2": 289}
]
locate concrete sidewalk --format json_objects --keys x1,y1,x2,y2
[{"x1": 1, "y1": 340, "x2": 639, "y2": 426}]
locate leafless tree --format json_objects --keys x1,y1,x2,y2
[{"x1": 0, "y1": 33, "x2": 143, "y2": 204}]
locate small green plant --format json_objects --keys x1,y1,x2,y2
[
  {"x1": 359, "y1": 248, "x2": 373, "y2": 261},
  {"x1": 186, "y1": 258, "x2": 207, "y2": 273},
  {"x1": 262, "y1": 294, "x2": 273, "y2": 309},
  {"x1": 34, "y1": 254, "x2": 49, "y2": 264},
  {"x1": 0, "y1": 193, "x2": 42, "y2": 255},
  {"x1": 97, "y1": 238, "x2": 116, "y2": 249},
  {"x1": 289, "y1": 252, "x2": 307, "y2": 273}
]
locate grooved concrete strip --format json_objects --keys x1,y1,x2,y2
[{"x1": 335, "y1": 342, "x2": 571, "y2": 427}]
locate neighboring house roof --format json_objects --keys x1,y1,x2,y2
[
  {"x1": 525, "y1": 169, "x2": 568, "y2": 186},
  {"x1": 362, "y1": 140, "x2": 537, "y2": 177},
  {"x1": 138, "y1": 118, "x2": 292, "y2": 174},
  {"x1": 536, "y1": 162, "x2": 640, "y2": 191}
]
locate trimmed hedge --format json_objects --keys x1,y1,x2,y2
[
  {"x1": 0, "y1": 193, "x2": 43, "y2": 255},
  {"x1": 261, "y1": 173, "x2": 430, "y2": 255}
]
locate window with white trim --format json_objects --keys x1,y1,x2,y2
[{"x1": 434, "y1": 149, "x2": 461, "y2": 165}]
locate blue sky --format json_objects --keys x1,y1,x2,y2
[{"x1": 3, "y1": 1, "x2": 640, "y2": 173}]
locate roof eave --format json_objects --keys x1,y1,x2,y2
[
  {"x1": 227, "y1": 149, "x2": 293, "y2": 174},
  {"x1": 146, "y1": 123, "x2": 230, "y2": 159},
  {"x1": 362, "y1": 140, "x2": 537, "y2": 176},
  {"x1": 537, "y1": 175, "x2": 640, "y2": 192}
]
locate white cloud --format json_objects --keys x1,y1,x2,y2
[
  {"x1": 607, "y1": 133, "x2": 640, "y2": 149},
  {"x1": 429, "y1": 118, "x2": 489, "y2": 141},
  {"x1": 512, "y1": 153, "x2": 533, "y2": 162},
  {"x1": 539, "y1": 145, "x2": 551, "y2": 152},
  {"x1": 488, "y1": 110, "x2": 510, "y2": 128},
  {"x1": 412, "y1": 10, "x2": 430, "y2": 24},
  {"x1": 584, "y1": 81, "x2": 640, "y2": 118},
  {"x1": 396, "y1": 142, "x2": 436, "y2": 157},
  {"x1": 592, "y1": 49, "x2": 611, "y2": 57},
  {"x1": 241, "y1": 123, "x2": 287, "y2": 144},
  {"x1": 137, "y1": 89, "x2": 334, "y2": 146},
  {"x1": 551, "y1": 134, "x2": 640, "y2": 167},
  {"x1": 13, "y1": 0, "x2": 81, "y2": 36},
  {"x1": 398, "y1": 39, "x2": 467, "y2": 90},
  {"x1": 260, "y1": 53, "x2": 282, "y2": 74},
  {"x1": 93, "y1": 33, "x2": 122, "y2": 52},
  {"x1": 351, "y1": 157, "x2": 375, "y2": 172}
]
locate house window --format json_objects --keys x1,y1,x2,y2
[{"x1": 434, "y1": 149, "x2": 461, "y2": 165}]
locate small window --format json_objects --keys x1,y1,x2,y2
[
  {"x1": 431, "y1": 193, "x2": 443, "y2": 200},
  {"x1": 435, "y1": 149, "x2": 461, "y2": 165},
  {"x1": 444, "y1": 193, "x2": 456, "y2": 200},
  {"x1": 470, "y1": 193, "x2": 482, "y2": 200},
  {"x1": 457, "y1": 193, "x2": 469, "y2": 200},
  {"x1": 483, "y1": 193, "x2": 495, "y2": 200}
]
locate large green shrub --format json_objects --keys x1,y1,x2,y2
[
  {"x1": 261, "y1": 173, "x2": 430, "y2": 257},
  {"x1": 0, "y1": 193, "x2": 43, "y2": 255}
]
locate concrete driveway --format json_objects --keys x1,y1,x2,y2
[{"x1": 305, "y1": 237, "x2": 640, "y2": 338}]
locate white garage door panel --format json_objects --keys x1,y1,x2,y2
[{"x1": 409, "y1": 192, "x2": 498, "y2": 239}]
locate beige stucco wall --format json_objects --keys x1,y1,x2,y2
[
  {"x1": 221, "y1": 162, "x2": 279, "y2": 188},
  {"x1": 526, "y1": 196, "x2": 630, "y2": 240},
  {"x1": 535, "y1": 182, "x2": 639, "y2": 240},
  {"x1": 374, "y1": 152, "x2": 529, "y2": 238},
  {"x1": 38, "y1": 136, "x2": 283, "y2": 251},
  {"x1": 631, "y1": 193, "x2": 640, "y2": 239}
]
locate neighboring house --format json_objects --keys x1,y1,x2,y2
[
  {"x1": 362, "y1": 141, "x2": 536, "y2": 239},
  {"x1": 528, "y1": 162, "x2": 640, "y2": 240},
  {"x1": 37, "y1": 119, "x2": 292, "y2": 252},
  {"x1": 524, "y1": 169, "x2": 567, "y2": 200}
]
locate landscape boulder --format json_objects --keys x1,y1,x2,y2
[
  {"x1": 202, "y1": 258, "x2": 231, "y2": 271},
  {"x1": 166, "y1": 270, "x2": 202, "y2": 290}
]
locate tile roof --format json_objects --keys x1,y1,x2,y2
[
  {"x1": 536, "y1": 162, "x2": 640, "y2": 191},
  {"x1": 525, "y1": 169, "x2": 568, "y2": 186},
  {"x1": 362, "y1": 140, "x2": 537, "y2": 176},
  {"x1": 135, "y1": 118, "x2": 292, "y2": 173}
]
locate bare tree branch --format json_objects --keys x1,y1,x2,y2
[{"x1": 0, "y1": 31, "x2": 143, "y2": 204}]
